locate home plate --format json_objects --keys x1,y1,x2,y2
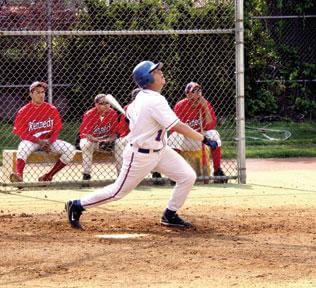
[{"x1": 95, "y1": 233, "x2": 147, "y2": 239}]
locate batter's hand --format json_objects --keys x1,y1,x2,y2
[{"x1": 202, "y1": 136, "x2": 218, "y2": 151}]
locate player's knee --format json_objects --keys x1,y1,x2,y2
[
  {"x1": 205, "y1": 130, "x2": 221, "y2": 147},
  {"x1": 61, "y1": 145, "x2": 76, "y2": 163},
  {"x1": 185, "y1": 167, "x2": 197, "y2": 185},
  {"x1": 69, "y1": 146, "x2": 76, "y2": 159}
]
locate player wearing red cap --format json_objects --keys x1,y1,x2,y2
[
  {"x1": 79, "y1": 94, "x2": 119, "y2": 181},
  {"x1": 10, "y1": 81, "x2": 76, "y2": 184},
  {"x1": 168, "y1": 82, "x2": 227, "y2": 183}
]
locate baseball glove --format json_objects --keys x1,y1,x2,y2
[{"x1": 98, "y1": 141, "x2": 114, "y2": 151}]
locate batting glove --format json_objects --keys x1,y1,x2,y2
[{"x1": 202, "y1": 136, "x2": 218, "y2": 151}]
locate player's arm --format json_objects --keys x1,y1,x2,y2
[
  {"x1": 173, "y1": 121, "x2": 218, "y2": 150},
  {"x1": 172, "y1": 121, "x2": 203, "y2": 141},
  {"x1": 79, "y1": 112, "x2": 94, "y2": 140},
  {"x1": 200, "y1": 99, "x2": 215, "y2": 128},
  {"x1": 49, "y1": 108, "x2": 63, "y2": 144},
  {"x1": 13, "y1": 110, "x2": 41, "y2": 144}
]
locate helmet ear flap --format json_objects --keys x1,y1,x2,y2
[{"x1": 142, "y1": 74, "x2": 154, "y2": 88}]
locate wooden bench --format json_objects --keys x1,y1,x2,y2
[{"x1": 2, "y1": 149, "x2": 115, "y2": 182}]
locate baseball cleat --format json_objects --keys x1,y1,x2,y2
[
  {"x1": 10, "y1": 173, "x2": 24, "y2": 190},
  {"x1": 83, "y1": 173, "x2": 91, "y2": 181},
  {"x1": 65, "y1": 200, "x2": 84, "y2": 229},
  {"x1": 160, "y1": 213, "x2": 193, "y2": 228},
  {"x1": 82, "y1": 173, "x2": 91, "y2": 188},
  {"x1": 38, "y1": 174, "x2": 53, "y2": 182},
  {"x1": 152, "y1": 172, "x2": 166, "y2": 186},
  {"x1": 213, "y1": 168, "x2": 228, "y2": 184},
  {"x1": 10, "y1": 173, "x2": 23, "y2": 183}
]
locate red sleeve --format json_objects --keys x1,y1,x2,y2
[
  {"x1": 13, "y1": 108, "x2": 40, "y2": 143},
  {"x1": 173, "y1": 102, "x2": 183, "y2": 121},
  {"x1": 79, "y1": 112, "x2": 93, "y2": 139},
  {"x1": 109, "y1": 111, "x2": 120, "y2": 136},
  {"x1": 204, "y1": 102, "x2": 217, "y2": 130},
  {"x1": 49, "y1": 108, "x2": 63, "y2": 143},
  {"x1": 118, "y1": 114, "x2": 130, "y2": 137},
  {"x1": 12, "y1": 109, "x2": 25, "y2": 137}
]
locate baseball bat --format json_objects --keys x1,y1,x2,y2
[
  {"x1": 199, "y1": 111, "x2": 209, "y2": 184},
  {"x1": 103, "y1": 94, "x2": 126, "y2": 115}
]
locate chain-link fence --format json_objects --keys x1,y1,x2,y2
[
  {"x1": 244, "y1": 1, "x2": 316, "y2": 159},
  {"x1": 0, "y1": 0, "x2": 243, "y2": 189},
  {"x1": 247, "y1": 1, "x2": 316, "y2": 121}
]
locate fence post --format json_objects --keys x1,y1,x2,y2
[
  {"x1": 47, "y1": 0, "x2": 53, "y2": 104},
  {"x1": 235, "y1": 0, "x2": 246, "y2": 184}
]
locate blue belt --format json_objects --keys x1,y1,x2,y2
[
  {"x1": 138, "y1": 148, "x2": 161, "y2": 154},
  {"x1": 130, "y1": 144, "x2": 161, "y2": 154}
]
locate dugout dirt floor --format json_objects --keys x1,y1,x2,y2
[{"x1": 0, "y1": 158, "x2": 315, "y2": 288}]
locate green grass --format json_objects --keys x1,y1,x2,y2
[
  {"x1": 0, "y1": 120, "x2": 315, "y2": 166},
  {"x1": 221, "y1": 121, "x2": 316, "y2": 159}
]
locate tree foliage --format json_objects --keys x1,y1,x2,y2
[{"x1": 245, "y1": 0, "x2": 316, "y2": 120}]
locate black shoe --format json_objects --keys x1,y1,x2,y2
[
  {"x1": 160, "y1": 210, "x2": 192, "y2": 228},
  {"x1": 83, "y1": 173, "x2": 91, "y2": 180},
  {"x1": 169, "y1": 179, "x2": 176, "y2": 186},
  {"x1": 213, "y1": 168, "x2": 228, "y2": 184},
  {"x1": 152, "y1": 172, "x2": 166, "y2": 186},
  {"x1": 65, "y1": 200, "x2": 84, "y2": 229},
  {"x1": 82, "y1": 173, "x2": 91, "y2": 188}
]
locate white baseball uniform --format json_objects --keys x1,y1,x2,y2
[{"x1": 80, "y1": 89, "x2": 196, "y2": 211}]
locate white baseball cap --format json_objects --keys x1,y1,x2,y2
[
  {"x1": 185, "y1": 82, "x2": 201, "y2": 94},
  {"x1": 29, "y1": 81, "x2": 48, "y2": 92},
  {"x1": 94, "y1": 94, "x2": 107, "y2": 103}
]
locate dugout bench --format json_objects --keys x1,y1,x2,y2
[{"x1": 2, "y1": 149, "x2": 115, "y2": 183}]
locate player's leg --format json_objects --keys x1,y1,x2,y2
[
  {"x1": 114, "y1": 137, "x2": 127, "y2": 176},
  {"x1": 204, "y1": 130, "x2": 227, "y2": 183},
  {"x1": 39, "y1": 140, "x2": 76, "y2": 181},
  {"x1": 10, "y1": 140, "x2": 40, "y2": 182},
  {"x1": 66, "y1": 145, "x2": 158, "y2": 228},
  {"x1": 154, "y1": 146, "x2": 196, "y2": 228},
  {"x1": 79, "y1": 138, "x2": 95, "y2": 180}
]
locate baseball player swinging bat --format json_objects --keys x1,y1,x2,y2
[
  {"x1": 199, "y1": 110, "x2": 209, "y2": 184},
  {"x1": 103, "y1": 94, "x2": 126, "y2": 115}
]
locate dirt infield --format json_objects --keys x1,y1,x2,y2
[{"x1": 0, "y1": 158, "x2": 315, "y2": 288}]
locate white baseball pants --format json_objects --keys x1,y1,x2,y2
[
  {"x1": 80, "y1": 144, "x2": 196, "y2": 211},
  {"x1": 17, "y1": 139, "x2": 76, "y2": 164}
]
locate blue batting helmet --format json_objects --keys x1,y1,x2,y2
[{"x1": 132, "y1": 61, "x2": 163, "y2": 88}]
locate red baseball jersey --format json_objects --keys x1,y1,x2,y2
[
  {"x1": 13, "y1": 102, "x2": 63, "y2": 143},
  {"x1": 80, "y1": 107, "x2": 119, "y2": 139},
  {"x1": 117, "y1": 105, "x2": 130, "y2": 138},
  {"x1": 174, "y1": 98, "x2": 217, "y2": 131}
]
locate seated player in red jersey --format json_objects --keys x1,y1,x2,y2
[
  {"x1": 79, "y1": 94, "x2": 120, "y2": 181},
  {"x1": 10, "y1": 81, "x2": 76, "y2": 184},
  {"x1": 168, "y1": 82, "x2": 227, "y2": 183}
]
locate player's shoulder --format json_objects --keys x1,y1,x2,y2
[
  {"x1": 43, "y1": 102, "x2": 58, "y2": 111},
  {"x1": 84, "y1": 107, "x2": 97, "y2": 116},
  {"x1": 175, "y1": 98, "x2": 189, "y2": 107},
  {"x1": 108, "y1": 107, "x2": 118, "y2": 115},
  {"x1": 17, "y1": 102, "x2": 31, "y2": 113}
]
